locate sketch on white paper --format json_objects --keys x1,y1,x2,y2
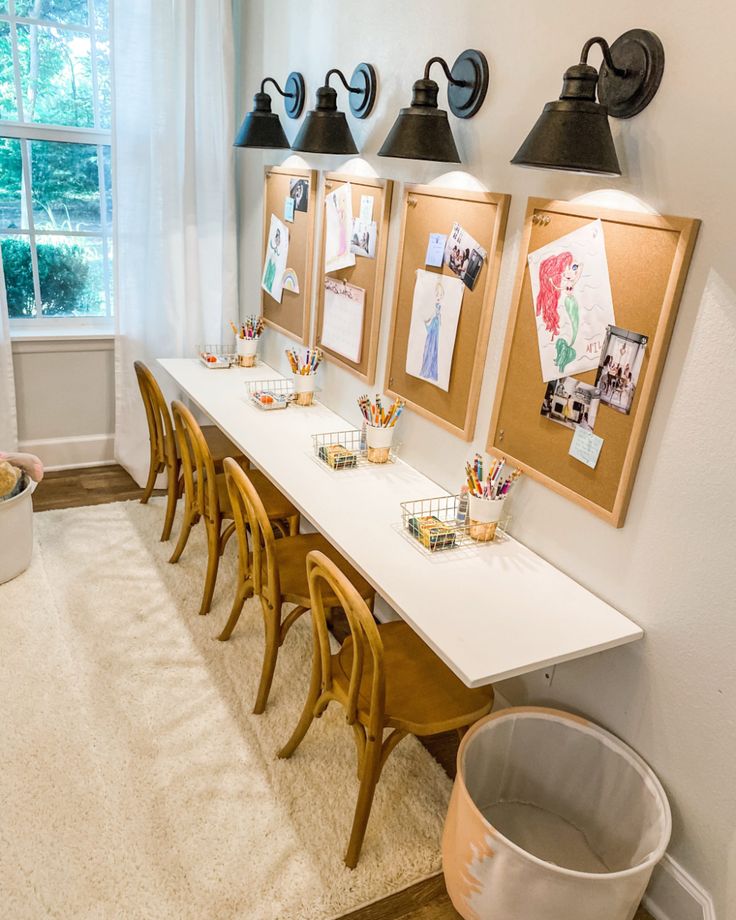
[
  {"x1": 320, "y1": 278, "x2": 365, "y2": 363},
  {"x1": 324, "y1": 183, "x2": 355, "y2": 273},
  {"x1": 405, "y1": 269, "x2": 464, "y2": 392},
  {"x1": 261, "y1": 214, "x2": 289, "y2": 303},
  {"x1": 528, "y1": 218, "x2": 616, "y2": 382}
]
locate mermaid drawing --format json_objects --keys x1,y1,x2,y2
[
  {"x1": 420, "y1": 281, "x2": 443, "y2": 382},
  {"x1": 263, "y1": 227, "x2": 281, "y2": 293},
  {"x1": 536, "y1": 251, "x2": 582, "y2": 374}
]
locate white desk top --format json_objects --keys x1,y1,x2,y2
[{"x1": 159, "y1": 358, "x2": 643, "y2": 688}]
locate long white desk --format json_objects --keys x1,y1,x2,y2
[{"x1": 159, "y1": 358, "x2": 643, "y2": 687}]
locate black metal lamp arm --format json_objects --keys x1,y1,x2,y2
[
  {"x1": 260, "y1": 76, "x2": 294, "y2": 99},
  {"x1": 423, "y1": 56, "x2": 467, "y2": 87},
  {"x1": 324, "y1": 68, "x2": 361, "y2": 94},
  {"x1": 579, "y1": 37, "x2": 627, "y2": 77}
]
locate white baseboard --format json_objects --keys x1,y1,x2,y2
[
  {"x1": 644, "y1": 854, "x2": 716, "y2": 920},
  {"x1": 19, "y1": 434, "x2": 115, "y2": 471}
]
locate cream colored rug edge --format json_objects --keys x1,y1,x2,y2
[{"x1": 0, "y1": 499, "x2": 451, "y2": 920}]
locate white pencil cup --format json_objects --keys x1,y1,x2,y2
[
  {"x1": 292, "y1": 372, "x2": 316, "y2": 406},
  {"x1": 365, "y1": 425, "x2": 395, "y2": 464},
  {"x1": 237, "y1": 337, "x2": 259, "y2": 367},
  {"x1": 467, "y1": 494, "x2": 506, "y2": 542}
]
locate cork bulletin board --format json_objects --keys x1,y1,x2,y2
[
  {"x1": 487, "y1": 198, "x2": 700, "y2": 528},
  {"x1": 384, "y1": 184, "x2": 510, "y2": 440},
  {"x1": 314, "y1": 173, "x2": 393, "y2": 383},
  {"x1": 260, "y1": 165, "x2": 317, "y2": 343}
]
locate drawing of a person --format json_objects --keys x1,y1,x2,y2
[
  {"x1": 263, "y1": 227, "x2": 281, "y2": 292},
  {"x1": 420, "y1": 281, "x2": 443, "y2": 382},
  {"x1": 536, "y1": 250, "x2": 582, "y2": 374}
]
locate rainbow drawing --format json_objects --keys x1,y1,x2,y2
[{"x1": 281, "y1": 267, "x2": 300, "y2": 293}]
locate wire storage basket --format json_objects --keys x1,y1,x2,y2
[
  {"x1": 247, "y1": 378, "x2": 294, "y2": 410},
  {"x1": 311, "y1": 427, "x2": 399, "y2": 471},
  {"x1": 198, "y1": 344, "x2": 236, "y2": 369},
  {"x1": 400, "y1": 493, "x2": 509, "y2": 554}
]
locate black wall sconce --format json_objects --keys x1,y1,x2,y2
[
  {"x1": 291, "y1": 63, "x2": 377, "y2": 155},
  {"x1": 511, "y1": 29, "x2": 664, "y2": 176},
  {"x1": 234, "y1": 72, "x2": 306, "y2": 149},
  {"x1": 378, "y1": 50, "x2": 489, "y2": 163}
]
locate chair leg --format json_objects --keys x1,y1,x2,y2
[
  {"x1": 140, "y1": 453, "x2": 159, "y2": 504},
  {"x1": 278, "y1": 644, "x2": 322, "y2": 759},
  {"x1": 345, "y1": 737, "x2": 382, "y2": 869},
  {"x1": 160, "y1": 464, "x2": 179, "y2": 542},
  {"x1": 217, "y1": 579, "x2": 252, "y2": 641},
  {"x1": 199, "y1": 518, "x2": 221, "y2": 616},
  {"x1": 169, "y1": 500, "x2": 197, "y2": 563},
  {"x1": 287, "y1": 513, "x2": 300, "y2": 537},
  {"x1": 253, "y1": 597, "x2": 280, "y2": 715}
]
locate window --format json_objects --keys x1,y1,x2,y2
[{"x1": 0, "y1": 0, "x2": 112, "y2": 326}]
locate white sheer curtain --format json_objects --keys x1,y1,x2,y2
[
  {"x1": 0, "y1": 253, "x2": 18, "y2": 451},
  {"x1": 113, "y1": 0, "x2": 239, "y2": 485}
]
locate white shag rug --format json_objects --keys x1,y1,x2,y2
[{"x1": 0, "y1": 500, "x2": 451, "y2": 920}]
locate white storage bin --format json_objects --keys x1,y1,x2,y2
[
  {"x1": 443, "y1": 707, "x2": 671, "y2": 920},
  {"x1": 0, "y1": 476, "x2": 35, "y2": 584}
]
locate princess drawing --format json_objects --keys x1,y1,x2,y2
[
  {"x1": 536, "y1": 250, "x2": 582, "y2": 375},
  {"x1": 420, "y1": 281, "x2": 444, "y2": 382},
  {"x1": 263, "y1": 227, "x2": 281, "y2": 293}
]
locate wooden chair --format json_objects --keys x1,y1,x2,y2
[
  {"x1": 169, "y1": 401, "x2": 299, "y2": 616},
  {"x1": 134, "y1": 360, "x2": 248, "y2": 541},
  {"x1": 220, "y1": 458, "x2": 375, "y2": 715},
  {"x1": 279, "y1": 550, "x2": 494, "y2": 868}
]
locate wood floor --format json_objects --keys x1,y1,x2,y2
[{"x1": 32, "y1": 465, "x2": 652, "y2": 920}]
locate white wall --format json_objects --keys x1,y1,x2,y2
[
  {"x1": 11, "y1": 336, "x2": 115, "y2": 468},
  {"x1": 235, "y1": 2, "x2": 736, "y2": 916}
]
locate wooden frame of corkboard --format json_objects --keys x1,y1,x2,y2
[
  {"x1": 383, "y1": 184, "x2": 510, "y2": 440},
  {"x1": 314, "y1": 173, "x2": 393, "y2": 384},
  {"x1": 487, "y1": 198, "x2": 700, "y2": 528},
  {"x1": 260, "y1": 165, "x2": 317, "y2": 343}
]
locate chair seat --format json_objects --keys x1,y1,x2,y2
[
  {"x1": 336, "y1": 622, "x2": 493, "y2": 736},
  {"x1": 202, "y1": 425, "x2": 248, "y2": 466},
  {"x1": 271, "y1": 533, "x2": 373, "y2": 605},
  {"x1": 215, "y1": 468, "x2": 297, "y2": 523}
]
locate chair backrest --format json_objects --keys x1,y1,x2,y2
[
  {"x1": 134, "y1": 361, "x2": 175, "y2": 469},
  {"x1": 171, "y1": 400, "x2": 218, "y2": 522},
  {"x1": 223, "y1": 456, "x2": 279, "y2": 600},
  {"x1": 306, "y1": 550, "x2": 385, "y2": 736}
]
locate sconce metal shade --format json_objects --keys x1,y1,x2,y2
[
  {"x1": 291, "y1": 86, "x2": 358, "y2": 154},
  {"x1": 291, "y1": 64, "x2": 376, "y2": 155},
  {"x1": 511, "y1": 64, "x2": 621, "y2": 176},
  {"x1": 234, "y1": 92, "x2": 290, "y2": 149},
  {"x1": 233, "y1": 73, "x2": 305, "y2": 150},
  {"x1": 378, "y1": 50, "x2": 489, "y2": 163},
  {"x1": 512, "y1": 29, "x2": 665, "y2": 176},
  {"x1": 378, "y1": 79, "x2": 460, "y2": 163}
]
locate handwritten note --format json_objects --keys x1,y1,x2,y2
[
  {"x1": 569, "y1": 427, "x2": 604, "y2": 469},
  {"x1": 425, "y1": 233, "x2": 447, "y2": 268}
]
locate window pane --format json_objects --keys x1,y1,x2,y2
[
  {"x1": 101, "y1": 141, "x2": 110, "y2": 222},
  {"x1": 16, "y1": 24, "x2": 94, "y2": 127},
  {"x1": 30, "y1": 139, "x2": 101, "y2": 230},
  {"x1": 0, "y1": 235, "x2": 36, "y2": 317},
  {"x1": 95, "y1": 36, "x2": 109, "y2": 127},
  {"x1": 37, "y1": 233, "x2": 105, "y2": 315},
  {"x1": 0, "y1": 21, "x2": 18, "y2": 120},
  {"x1": 0, "y1": 2, "x2": 9, "y2": 14},
  {"x1": 0, "y1": 137, "x2": 24, "y2": 229},
  {"x1": 15, "y1": 0, "x2": 89, "y2": 26},
  {"x1": 94, "y1": 0, "x2": 108, "y2": 35}
]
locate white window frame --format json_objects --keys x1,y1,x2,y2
[{"x1": 0, "y1": 0, "x2": 113, "y2": 334}]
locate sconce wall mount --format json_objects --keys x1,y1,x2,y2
[
  {"x1": 291, "y1": 63, "x2": 377, "y2": 155},
  {"x1": 234, "y1": 71, "x2": 306, "y2": 149},
  {"x1": 378, "y1": 49, "x2": 489, "y2": 163},
  {"x1": 511, "y1": 28, "x2": 664, "y2": 176}
]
